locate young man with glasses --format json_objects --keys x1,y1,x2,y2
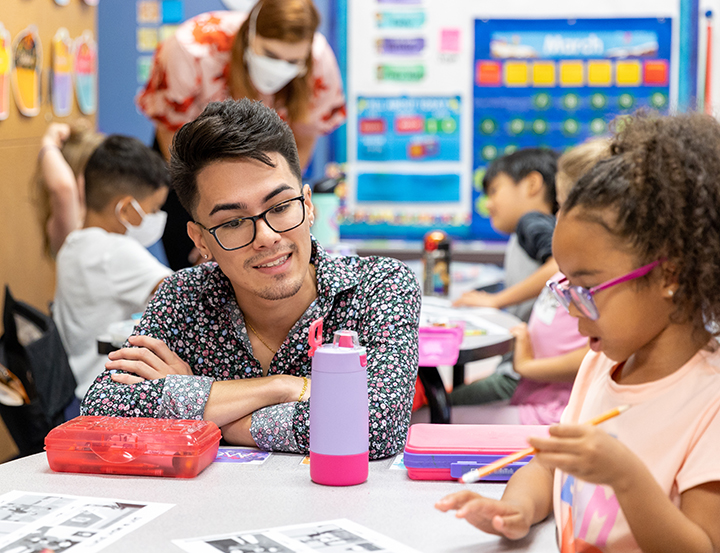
[{"x1": 81, "y1": 99, "x2": 421, "y2": 460}]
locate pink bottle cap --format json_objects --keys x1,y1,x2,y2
[{"x1": 333, "y1": 330, "x2": 359, "y2": 349}]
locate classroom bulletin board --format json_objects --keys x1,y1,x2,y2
[
  {"x1": 342, "y1": 0, "x2": 681, "y2": 241},
  {"x1": 0, "y1": 0, "x2": 97, "y2": 328}
]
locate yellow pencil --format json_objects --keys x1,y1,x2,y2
[{"x1": 460, "y1": 404, "x2": 631, "y2": 484}]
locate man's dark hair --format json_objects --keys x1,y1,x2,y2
[
  {"x1": 84, "y1": 135, "x2": 170, "y2": 211},
  {"x1": 482, "y1": 147, "x2": 560, "y2": 214},
  {"x1": 170, "y1": 99, "x2": 303, "y2": 216}
]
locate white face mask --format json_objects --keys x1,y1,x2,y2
[
  {"x1": 244, "y1": 3, "x2": 307, "y2": 95},
  {"x1": 245, "y1": 48, "x2": 304, "y2": 94},
  {"x1": 116, "y1": 198, "x2": 167, "y2": 247}
]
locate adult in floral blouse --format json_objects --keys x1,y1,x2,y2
[
  {"x1": 137, "y1": 0, "x2": 346, "y2": 269},
  {"x1": 81, "y1": 99, "x2": 421, "y2": 460}
]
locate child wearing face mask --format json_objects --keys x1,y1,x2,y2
[{"x1": 52, "y1": 135, "x2": 173, "y2": 404}]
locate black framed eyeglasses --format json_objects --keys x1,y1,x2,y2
[{"x1": 195, "y1": 194, "x2": 305, "y2": 251}]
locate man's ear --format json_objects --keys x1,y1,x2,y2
[
  {"x1": 187, "y1": 221, "x2": 211, "y2": 259},
  {"x1": 303, "y1": 183, "x2": 315, "y2": 226}
]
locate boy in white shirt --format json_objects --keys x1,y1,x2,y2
[{"x1": 53, "y1": 135, "x2": 173, "y2": 402}]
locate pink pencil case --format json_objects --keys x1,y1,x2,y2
[{"x1": 403, "y1": 423, "x2": 549, "y2": 481}]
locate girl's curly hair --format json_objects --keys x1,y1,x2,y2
[{"x1": 563, "y1": 111, "x2": 720, "y2": 333}]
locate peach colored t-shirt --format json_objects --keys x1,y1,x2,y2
[{"x1": 553, "y1": 347, "x2": 720, "y2": 552}]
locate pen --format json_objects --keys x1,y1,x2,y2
[{"x1": 460, "y1": 404, "x2": 631, "y2": 484}]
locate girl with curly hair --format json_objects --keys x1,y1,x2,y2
[{"x1": 436, "y1": 112, "x2": 720, "y2": 553}]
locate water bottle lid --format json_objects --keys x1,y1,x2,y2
[{"x1": 333, "y1": 330, "x2": 359, "y2": 349}]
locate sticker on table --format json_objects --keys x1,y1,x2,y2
[
  {"x1": 51, "y1": 28, "x2": 73, "y2": 117},
  {"x1": 300, "y1": 455, "x2": 310, "y2": 465},
  {"x1": 11, "y1": 26, "x2": 42, "y2": 117},
  {"x1": 389, "y1": 453, "x2": 406, "y2": 470},
  {"x1": 0, "y1": 23, "x2": 10, "y2": 120},
  {"x1": 214, "y1": 447, "x2": 271, "y2": 464},
  {"x1": 73, "y1": 31, "x2": 97, "y2": 115}
]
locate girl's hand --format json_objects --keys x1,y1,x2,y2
[
  {"x1": 435, "y1": 490, "x2": 533, "y2": 540},
  {"x1": 510, "y1": 323, "x2": 534, "y2": 373},
  {"x1": 105, "y1": 335, "x2": 192, "y2": 384},
  {"x1": 452, "y1": 290, "x2": 499, "y2": 308},
  {"x1": 529, "y1": 424, "x2": 633, "y2": 488}
]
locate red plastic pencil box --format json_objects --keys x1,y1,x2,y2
[
  {"x1": 403, "y1": 423, "x2": 549, "y2": 481},
  {"x1": 45, "y1": 416, "x2": 221, "y2": 478}
]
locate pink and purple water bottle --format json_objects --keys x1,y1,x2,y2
[{"x1": 308, "y1": 318, "x2": 369, "y2": 486}]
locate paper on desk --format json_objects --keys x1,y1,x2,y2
[
  {"x1": 214, "y1": 447, "x2": 271, "y2": 464},
  {"x1": 174, "y1": 518, "x2": 421, "y2": 553},
  {"x1": 0, "y1": 490, "x2": 173, "y2": 552},
  {"x1": 420, "y1": 301, "x2": 511, "y2": 336}
]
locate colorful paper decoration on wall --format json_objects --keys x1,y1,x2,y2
[
  {"x1": 11, "y1": 25, "x2": 42, "y2": 117},
  {"x1": 0, "y1": 23, "x2": 10, "y2": 120},
  {"x1": 73, "y1": 30, "x2": 97, "y2": 115},
  {"x1": 137, "y1": 1, "x2": 161, "y2": 24},
  {"x1": 51, "y1": 28, "x2": 74, "y2": 117}
]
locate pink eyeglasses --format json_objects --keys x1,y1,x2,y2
[{"x1": 547, "y1": 259, "x2": 665, "y2": 320}]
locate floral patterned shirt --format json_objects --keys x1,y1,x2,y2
[
  {"x1": 136, "y1": 10, "x2": 346, "y2": 136},
  {"x1": 81, "y1": 240, "x2": 421, "y2": 460}
]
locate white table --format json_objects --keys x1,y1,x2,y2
[{"x1": 0, "y1": 452, "x2": 557, "y2": 552}]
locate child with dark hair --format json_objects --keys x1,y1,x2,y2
[
  {"x1": 448, "y1": 141, "x2": 611, "y2": 422},
  {"x1": 438, "y1": 112, "x2": 720, "y2": 552},
  {"x1": 53, "y1": 135, "x2": 173, "y2": 401},
  {"x1": 451, "y1": 147, "x2": 560, "y2": 407},
  {"x1": 454, "y1": 148, "x2": 560, "y2": 321}
]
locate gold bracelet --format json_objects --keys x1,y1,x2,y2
[{"x1": 298, "y1": 376, "x2": 308, "y2": 402}]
